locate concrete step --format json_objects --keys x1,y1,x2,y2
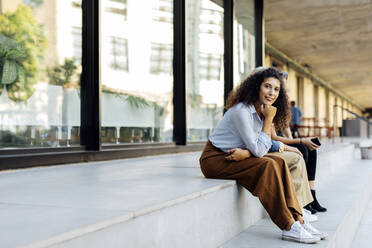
[
  {"x1": 350, "y1": 192, "x2": 372, "y2": 248},
  {"x1": 219, "y1": 158, "x2": 372, "y2": 248},
  {"x1": 0, "y1": 142, "x2": 357, "y2": 248},
  {"x1": 0, "y1": 153, "x2": 263, "y2": 248}
]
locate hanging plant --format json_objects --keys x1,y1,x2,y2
[
  {"x1": 0, "y1": 4, "x2": 47, "y2": 101},
  {"x1": 0, "y1": 35, "x2": 34, "y2": 101},
  {"x1": 46, "y1": 58, "x2": 79, "y2": 88}
]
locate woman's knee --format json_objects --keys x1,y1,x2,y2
[{"x1": 262, "y1": 156, "x2": 286, "y2": 171}]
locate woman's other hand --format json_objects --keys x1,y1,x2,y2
[
  {"x1": 261, "y1": 104, "x2": 277, "y2": 120},
  {"x1": 225, "y1": 148, "x2": 251, "y2": 161},
  {"x1": 284, "y1": 145, "x2": 303, "y2": 157},
  {"x1": 301, "y1": 137, "x2": 320, "y2": 151}
]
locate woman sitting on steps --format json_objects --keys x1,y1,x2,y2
[{"x1": 199, "y1": 67, "x2": 327, "y2": 244}]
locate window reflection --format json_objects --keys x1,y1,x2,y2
[
  {"x1": 186, "y1": 0, "x2": 224, "y2": 142},
  {"x1": 152, "y1": 0, "x2": 173, "y2": 23},
  {"x1": 233, "y1": 0, "x2": 256, "y2": 86},
  {"x1": 105, "y1": 0, "x2": 127, "y2": 19},
  {"x1": 0, "y1": 0, "x2": 81, "y2": 148},
  {"x1": 150, "y1": 43, "x2": 172, "y2": 74},
  {"x1": 107, "y1": 36, "x2": 129, "y2": 71},
  {"x1": 101, "y1": 0, "x2": 174, "y2": 144},
  {"x1": 72, "y1": 27, "x2": 82, "y2": 63}
]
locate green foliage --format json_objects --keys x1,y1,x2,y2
[
  {"x1": 0, "y1": 4, "x2": 47, "y2": 101},
  {"x1": 102, "y1": 86, "x2": 166, "y2": 114},
  {"x1": 47, "y1": 58, "x2": 79, "y2": 88},
  {"x1": 1, "y1": 60, "x2": 18, "y2": 84},
  {"x1": 125, "y1": 94, "x2": 151, "y2": 108}
]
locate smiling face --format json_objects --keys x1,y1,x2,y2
[{"x1": 257, "y1": 77, "x2": 281, "y2": 106}]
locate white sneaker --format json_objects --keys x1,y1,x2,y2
[
  {"x1": 302, "y1": 208, "x2": 318, "y2": 222},
  {"x1": 302, "y1": 221, "x2": 328, "y2": 240},
  {"x1": 282, "y1": 221, "x2": 320, "y2": 244}
]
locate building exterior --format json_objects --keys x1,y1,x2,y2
[{"x1": 0, "y1": 0, "x2": 369, "y2": 169}]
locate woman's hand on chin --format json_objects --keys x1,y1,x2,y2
[
  {"x1": 225, "y1": 148, "x2": 251, "y2": 161},
  {"x1": 261, "y1": 104, "x2": 277, "y2": 120}
]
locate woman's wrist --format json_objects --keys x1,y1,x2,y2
[
  {"x1": 244, "y1": 149, "x2": 251, "y2": 158},
  {"x1": 299, "y1": 138, "x2": 302, "y2": 144},
  {"x1": 278, "y1": 141, "x2": 285, "y2": 153}
]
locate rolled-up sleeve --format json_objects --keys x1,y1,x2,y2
[
  {"x1": 231, "y1": 108, "x2": 271, "y2": 157},
  {"x1": 269, "y1": 140, "x2": 280, "y2": 152}
]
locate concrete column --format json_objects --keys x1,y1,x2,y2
[
  {"x1": 66, "y1": 126, "x2": 72, "y2": 147},
  {"x1": 30, "y1": 126, "x2": 36, "y2": 145},
  {"x1": 115, "y1": 126, "x2": 120, "y2": 144},
  {"x1": 57, "y1": 126, "x2": 62, "y2": 147}
]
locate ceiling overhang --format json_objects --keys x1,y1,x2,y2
[{"x1": 265, "y1": 0, "x2": 372, "y2": 111}]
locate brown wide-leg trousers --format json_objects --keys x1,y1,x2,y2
[{"x1": 199, "y1": 141, "x2": 303, "y2": 230}]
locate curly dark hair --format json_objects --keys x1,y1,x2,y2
[{"x1": 226, "y1": 67, "x2": 290, "y2": 130}]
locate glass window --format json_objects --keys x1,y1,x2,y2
[
  {"x1": 233, "y1": 0, "x2": 255, "y2": 87},
  {"x1": 0, "y1": 0, "x2": 81, "y2": 148},
  {"x1": 72, "y1": 27, "x2": 82, "y2": 63},
  {"x1": 199, "y1": 53, "x2": 222, "y2": 80},
  {"x1": 152, "y1": 0, "x2": 173, "y2": 23},
  {"x1": 72, "y1": 0, "x2": 82, "y2": 8},
  {"x1": 186, "y1": 0, "x2": 224, "y2": 141},
  {"x1": 150, "y1": 43, "x2": 172, "y2": 74},
  {"x1": 107, "y1": 36, "x2": 129, "y2": 71},
  {"x1": 101, "y1": 0, "x2": 174, "y2": 144},
  {"x1": 199, "y1": 7, "x2": 223, "y2": 37},
  {"x1": 105, "y1": 0, "x2": 127, "y2": 19}
]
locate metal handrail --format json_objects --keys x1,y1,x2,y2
[{"x1": 334, "y1": 105, "x2": 371, "y2": 139}]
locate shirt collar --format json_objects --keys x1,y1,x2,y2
[
  {"x1": 248, "y1": 104, "x2": 264, "y2": 122},
  {"x1": 248, "y1": 104, "x2": 258, "y2": 114}
]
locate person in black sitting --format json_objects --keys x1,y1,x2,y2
[{"x1": 272, "y1": 71, "x2": 327, "y2": 214}]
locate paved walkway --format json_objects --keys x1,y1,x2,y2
[{"x1": 351, "y1": 196, "x2": 372, "y2": 248}]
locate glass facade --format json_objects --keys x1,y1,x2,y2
[
  {"x1": 0, "y1": 0, "x2": 261, "y2": 165},
  {"x1": 186, "y1": 0, "x2": 224, "y2": 142},
  {"x1": 0, "y1": 0, "x2": 81, "y2": 148},
  {"x1": 101, "y1": 0, "x2": 174, "y2": 144},
  {"x1": 233, "y1": 0, "x2": 256, "y2": 87}
]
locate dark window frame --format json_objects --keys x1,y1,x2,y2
[
  {"x1": 223, "y1": 0, "x2": 233, "y2": 111},
  {"x1": 0, "y1": 0, "x2": 263, "y2": 170},
  {"x1": 254, "y1": 0, "x2": 263, "y2": 67}
]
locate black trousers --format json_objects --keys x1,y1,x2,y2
[{"x1": 288, "y1": 144, "x2": 317, "y2": 181}]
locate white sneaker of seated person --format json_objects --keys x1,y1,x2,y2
[
  {"x1": 302, "y1": 208, "x2": 318, "y2": 222},
  {"x1": 282, "y1": 221, "x2": 320, "y2": 244},
  {"x1": 301, "y1": 221, "x2": 328, "y2": 240}
]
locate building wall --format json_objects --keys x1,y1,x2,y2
[
  {"x1": 302, "y1": 78, "x2": 314, "y2": 119},
  {"x1": 286, "y1": 66, "x2": 297, "y2": 102},
  {"x1": 318, "y1": 86, "x2": 326, "y2": 126},
  {"x1": 0, "y1": 0, "x2": 21, "y2": 13},
  {"x1": 329, "y1": 92, "x2": 335, "y2": 127}
]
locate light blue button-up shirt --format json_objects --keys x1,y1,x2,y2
[{"x1": 209, "y1": 103, "x2": 272, "y2": 158}]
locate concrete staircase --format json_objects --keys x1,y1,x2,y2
[
  {"x1": 0, "y1": 139, "x2": 371, "y2": 248},
  {"x1": 220, "y1": 150, "x2": 372, "y2": 248}
]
